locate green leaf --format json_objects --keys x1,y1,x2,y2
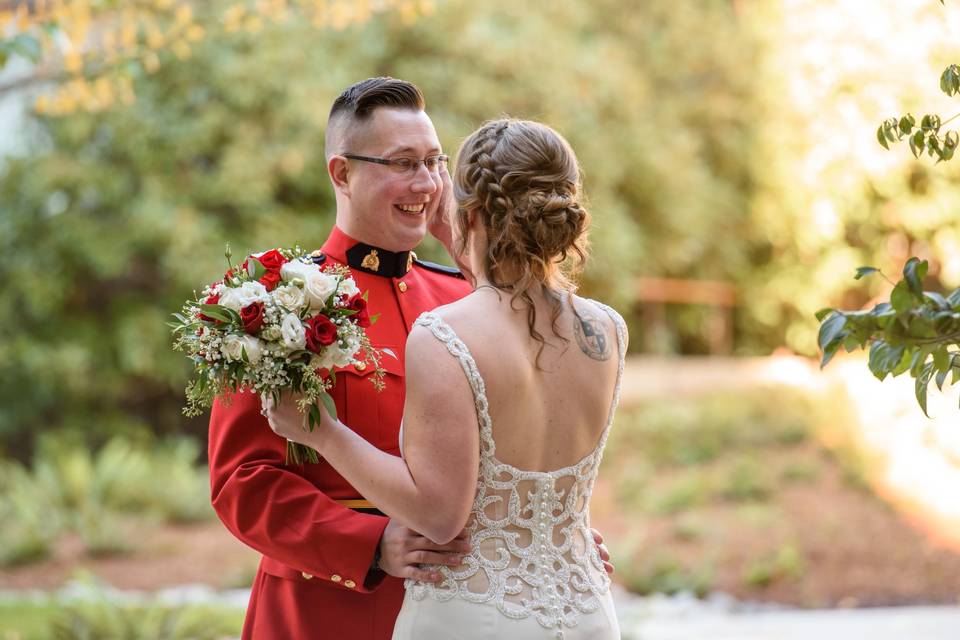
[
  {"x1": 903, "y1": 257, "x2": 928, "y2": 297},
  {"x1": 317, "y1": 391, "x2": 337, "y2": 419},
  {"x1": 248, "y1": 256, "x2": 267, "y2": 280},
  {"x1": 948, "y1": 288, "x2": 960, "y2": 308},
  {"x1": 915, "y1": 362, "x2": 935, "y2": 418},
  {"x1": 854, "y1": 266, "x2": 879, "y2": 280},
  {"x1": 910, "y1": 130, "x2": 925, "y2": 158},
  {"x1": 935, "y1": 367, "x2": 949, "y2": 391},
  {"x1": 898, "y1": 116, "x2": 914, "y2": 135},
  {"x1": 924, "y1": 291, "x2": 949, "y2": 310},
  {"x1": 877, "y1": 124, "x2": 890, "y2": 150},
  {"x1": 890, "y1": 280, "x2": 915, "y2": 313},
  {"x1": 814, "y1": 307, "x2": 835, "y2": 322},
  {"x1": 934, "y1": 345, "x2": 950, "y2": 372},
  {"x1": 817, "y1": 312, "x2": 846, "y2": 351},
  {"x1": 198, "y1": 304, "x2": 233, "y2": 323},
  {"x1": 868, "y1": 341, "x2": 898, "y2": 381}
]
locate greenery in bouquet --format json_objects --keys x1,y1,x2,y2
[
  {"x1": 817, "y1": 258, "x2": 960, "y2": 415},
  {"x1": 171, "y1": 245, "x2": 384, "y2": 464}
]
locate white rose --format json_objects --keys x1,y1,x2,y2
[
  {"x1": 221, "y1": 334, "x2": 244, "y2": 362},
  {"x1": 310, "y1": 350, "x2": 336, "y2": 370},
  {"x1": 219, "y1": 281, "x2": 269, "y2": 312},
  {"x1": 337, "y1": 277, "x2": 360, "y2": 299},
  {"x1": 273, "y1": 284, "x2": 306, "y2": 312},
  {"x1": 280, "y1": 259, "x2": 319, "y2": 283},
  {"x1": 238, "y1": 335, "x2": 264, "y2": 364},
  {"x1": 280, "y1": 313, "x2": 307, "y2": 351},
  {"x1": 303, "y1": 272, "x2": 339, "y2": 310}
]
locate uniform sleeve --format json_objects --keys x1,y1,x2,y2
[{"x1": 208, "y1": 390, "x2": 389, "y2": 592}]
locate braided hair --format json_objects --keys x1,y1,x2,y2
[{"x1": 453, "y1": 118, "x2": 590, "y2": 363}]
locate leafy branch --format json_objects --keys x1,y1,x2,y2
[
  {"x1": 876, "y1": 65, "x2": 960, "y2": 162},
  {"x1": 818, "y1": 258, "x2": 960, "y2": 416}
]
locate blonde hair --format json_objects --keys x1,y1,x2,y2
[{"x1": 453, "y1": 118, "x2": 590, "y2": 359}]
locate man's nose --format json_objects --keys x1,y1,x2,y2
[{"x1": 410, "y1": 164, "x2": 438, "y2": 193}]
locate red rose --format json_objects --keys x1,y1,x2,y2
[
  {"x1": 346, "y1": 295, "x2": 371, "y2": 328},
  {"x1": 305, "y1": 314, "x2": 338, "y2": 353},
  {"x1": 198, "y1": 290, "x2": 221, "y2": 322},
  {"x1": 259, "y1": 270, "x2": 282, "y2": 291},
  {"x1": 240, "y1": 301, "x2": 265, "y2": 334},
  {"x1": 255, "y1": 249, "x2": 288, "y2": 272}
]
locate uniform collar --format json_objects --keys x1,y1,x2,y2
[{"x1": 321, "y1": 225, "x2": 414, "y2": 278}]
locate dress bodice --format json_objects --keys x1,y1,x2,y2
[{"x1": 405, "y1": 301, "x2": 627, "y2": 638}]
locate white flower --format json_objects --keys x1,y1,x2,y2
[
  {"x1": 219, "y1": 281, "x2": 269, "y2": 312},
  {"x1": 280, "y1": 313, "x2": 307, "y2": 351},
  {"x1": 303, "y1": 271, "x2": 339, "y2": 310},
  {"x1": 221, "y1": 334, "x2": 263, "y2": 363},
  {"x1": 337, "y1": 276, "x2": 359, "y2": 299},
  {"x1": 273, "y1": 284, "x2": 306, "y2": 312},
  {"x1": 238, "y1": 335, "x2": 264, "y2": 364},
  {"x1": 280, "y1": 259, "x2": 319, "y2": 283},
  {"x1": 330, "y1": 334, "x2": 361, "y2": 368}
]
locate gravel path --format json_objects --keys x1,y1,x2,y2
[{"x1": 7, "y1": 581, "x2": 960, "y2": 639}]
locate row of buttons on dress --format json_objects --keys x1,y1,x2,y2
[{"x1": 300, "y1": 571, "x2": 356, "y2": 589}]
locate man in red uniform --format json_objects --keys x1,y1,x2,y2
[{"x1": 209, "y1": 78, "x2": 612, "y2": 639}]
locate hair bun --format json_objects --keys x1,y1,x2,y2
[{"x1": 518, "y1": 190, "x2": 587, "y2": 257}]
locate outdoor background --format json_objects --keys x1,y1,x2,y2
[{"x1": 2, "y1": 0, "x2": 960, "y2": 638}]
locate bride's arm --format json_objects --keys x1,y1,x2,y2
[{"x1": 265, "y1": 325, "x2": 480, "y2": 545}]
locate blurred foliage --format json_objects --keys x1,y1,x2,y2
[
  {"x1": 3, "y1": 0, "x2": 960, "y2": 452},
  {"x1": 0, "y1": 0, "x2": 427, "y2": 115},
  {"x1": 0, "y1": 434, "x2": 211, "y2": 567}
]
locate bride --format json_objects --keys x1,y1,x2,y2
[{"x1": 265, "y1": 118, "x2": 626, "y2": 639}]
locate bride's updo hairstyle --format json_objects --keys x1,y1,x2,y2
[{"x1": 453, "y1": 118, "x2": 590, "y2": 356}]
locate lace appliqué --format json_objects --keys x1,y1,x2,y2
[{"x1": 405, "y1": 302, "x2": 627, "y2": 639}]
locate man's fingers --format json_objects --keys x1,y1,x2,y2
[
  {"x1": 598, "y1": 543, "x2": 610, "y2": 562},
  {"x1": 591, "y1": 528, "x2": 604, "y2": 545},
  {"x1": 408, "y1": 550, "x2": 463, "y2": 567},
  {"x1": 603, "y1": 561, "x2": 614, "y2": 575},
  {"x1": 409, "y1": 534, "x2": 471, "y2": 554}
]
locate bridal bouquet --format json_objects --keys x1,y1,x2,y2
[{"x1": 171, "y1": 245, "x2": 384, "y2": 464}]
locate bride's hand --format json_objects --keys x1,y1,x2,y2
[{"x1": 261, "y1": 392, "x2": 327, "y2": 449}]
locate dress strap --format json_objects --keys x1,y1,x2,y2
[
  {"x1": 413, "y1": 312, "x2": 497, "y2": 458},
  {"x1": 582, "y1": 300, "x2": 628, "y2": 453}
]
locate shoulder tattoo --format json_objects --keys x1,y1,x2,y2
[{"x1": 573, "y1": 306, "x2": 612, "y2": 361}]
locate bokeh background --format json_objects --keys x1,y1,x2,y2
[{"x1": 3, "y1": 0, "x2": 960, "y2": 637}]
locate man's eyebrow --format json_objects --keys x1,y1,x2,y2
[{"x1": 383, "y1": 145, "x2": 443, "y2": 155}]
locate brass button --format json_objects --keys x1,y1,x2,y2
[
  {"x1": 398, "y1": 281, "x2": 408, "y2": 293},
  {"x1": 310, "y1": 249, "x2": 324, "y2": 257},
  {"x1": 354, "y1": 361, "x2": 366, "y2": 372},
  {"x1": 344, "y1": 579, "x2": 356, "y2": 589},
  {"x1": 301, "y1": 572, "x2": 313, "y2": 580},
  {"x1": 330, "y1": 574, "x2": 342, "y2": 583}
]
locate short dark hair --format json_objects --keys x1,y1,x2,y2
[{"x1": 325, "y1": 77, "x2": 425, "y2": 158}]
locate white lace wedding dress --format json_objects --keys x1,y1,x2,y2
[{"x1": 392, "y1": 302, "x2": 626, "y2": 640}]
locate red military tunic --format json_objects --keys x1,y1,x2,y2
[{"x1": 208, "y1": 225, "x2": 472, "y2": 639}]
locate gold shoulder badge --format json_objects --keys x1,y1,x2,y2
[{"x1": 361, "y1": 249, "x2": 380, "y2": 271}]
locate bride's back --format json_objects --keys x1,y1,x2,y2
[{"x1": 440, "y1": 291, "x2": 619, "y2": 472}]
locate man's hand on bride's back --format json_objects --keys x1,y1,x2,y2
[{"x1": 377, "y1": 519, "x2": 470, "y2": 583}]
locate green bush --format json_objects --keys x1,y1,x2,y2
[{"x1": 0, "y1": 433, "x2": 212, "y2": 566}]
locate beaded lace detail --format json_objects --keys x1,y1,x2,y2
[{"x1": 405, "y1": 301, "x2": 626, "y2": 638}]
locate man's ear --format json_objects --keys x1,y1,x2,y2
[{"x1": 328, "y1": 156, "x2": 351, "y2": 196}]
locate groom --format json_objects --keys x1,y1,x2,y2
[{"x1": 208, "y1": 77, "x2": 612, "y2": 640}]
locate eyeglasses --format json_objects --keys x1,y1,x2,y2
[{"x1": 343, "y1": 153, "x2": 449, "y2": 175}]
